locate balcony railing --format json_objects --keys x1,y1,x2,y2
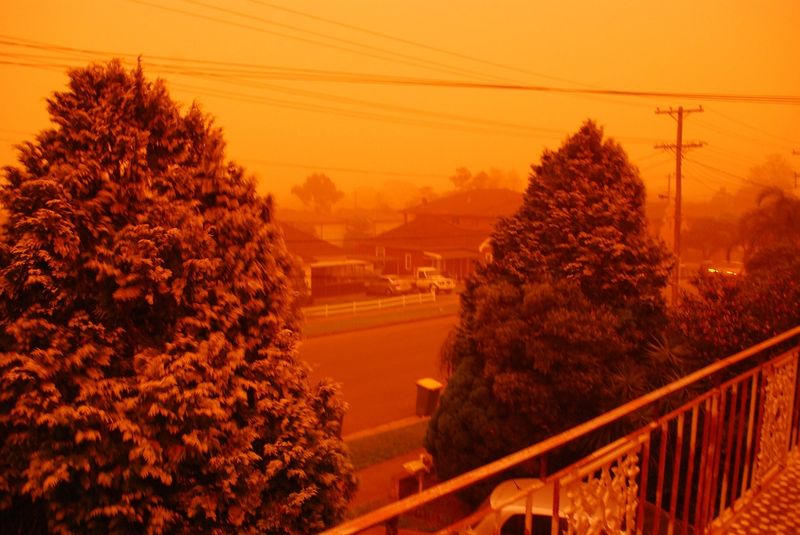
[{"x1": 324, "y1": 326, "x2": 800, "y2": 534}]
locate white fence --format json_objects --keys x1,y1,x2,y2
[{"x1": 302, "y1": 292, "x2": 437, "y2": 319}]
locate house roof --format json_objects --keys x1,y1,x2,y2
[
  {"x1": 277, "y1": 209, "x2": 347, "y2": 225},
  {"x1": 367, "y1": 214, "x2": 487, "y2": 253},
  {"x1": 279, "y1": 223, "x2": 345, "y2": 263},
  {"x1": 404, "y1": 188, "x2": 523, "y2": 218}
]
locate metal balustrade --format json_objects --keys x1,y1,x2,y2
[{"x1": 324, "y1": 326, "x2": 800, "y2": 535}]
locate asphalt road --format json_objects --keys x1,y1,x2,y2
[{"x1": 298, "y1": 315, "x2": 457, "y2": 436}]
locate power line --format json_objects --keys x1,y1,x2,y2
[
  {"x1": 707, "y1": 108, "x2": 800, "y2": 146},
  {"x1": 168, "y1": 82, "x2": 565, "y2": 139},
  {"x1": 245, "y1": 0, "x2": 598, "y2": 88},
  {"x1": 681, "y1": 160, "x2": 735, "y2": 191},
  {"x1": 0, "y1": 41, "x2": 558, "y2": 139},
  {"x1": 180, "y1": 0, "x2": 514, "y2": 84},
  {"x1": 0, "y1": 39, "x2": 664, "y2": 142},
  {"x1": 167, "y1": 75, "x2": 569, "y2": 136},
  {"x1": 128, "y1": 0, "x2": 508, "y2": 83},
  {"x1": 683, "y1": 158, "x2": 773, "y2": 190},
  {"x1": 701, "y1": 144, "x2": 760, "y2": 170},
  {"x1": 240, "y1": 158, "x2": 448, "y2": 180},
  {"x1": 638, "y1": 154, "x2": 676, "y2": 172},
  {"x1": 3, "y1": 35, "x2": 799, "y2": 105},
  {"x1": 692, "y1": 116, "x2": 794, "y2": 152}
]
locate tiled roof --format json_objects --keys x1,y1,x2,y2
[
  {"x1": 279, "y1": 223, "x2": 345, "y2": 262},
  {"x1": 367, "y1": 215, "x2": 487, "y2": 252}
]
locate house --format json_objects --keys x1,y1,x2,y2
[
  {"x1": 355, "y1": 215, "x2": 487, "y2": 279},
  {"x1": 279, "y1": 223, "x2": 371, "y2": 299},
  {"x1": 279, "y1": 208, "x2": 405, "y2": 248},
  {"x1": 278, "y1": 210, "x2": 349, "y2": 248},
  {"x1": 355, "y1": 189, "x2": 523, "y2": 280},
  {"x1": 402, "y1": 188, "x2": 523, "y2": 231}
]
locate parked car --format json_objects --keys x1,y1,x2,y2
[
  {"x1": 414, "y1": 267, "x2": 456, "y2": 294},
  {"x1": 364, "y1": 275, "x2": 413, "y2": 296}
]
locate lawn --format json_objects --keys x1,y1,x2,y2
[{"x1": 346, "y1": 419, "x2": 429, "y2": 470}]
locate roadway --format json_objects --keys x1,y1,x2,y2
[{"x1": 298, "y1": 315, "x2": 457, "y2": 436}]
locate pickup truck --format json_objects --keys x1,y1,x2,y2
[{"x1": 415, "y1": 267, "x2": 455, "y2": 294}]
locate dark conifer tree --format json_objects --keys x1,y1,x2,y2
[
  {"x1": 426, "y1": 121, "x2": 672, "y2": 488},
  {"x1": 0, "y1": 60, "x2": 355, "y2": 534}
]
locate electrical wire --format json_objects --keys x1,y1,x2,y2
[
  {"x1": 684, "y1": 158, "x2": 774, "y2": 190},
  {"x1": 707, "y1": 108, "x2": 799, "y2": 146},
  {"x1": 179, "y1": 0, "x2": 516, "y2": 84},
  {"x1": 692, "y1": 117, "x2": 794, "y2": 152},
  {"x1": 701, "y1": 144, "x2": 762, "y2": 170},
  {"x1": 681, "y1": 161, "x2": 732, "y2": 192},
  {"x1": 128, "y1": 0, "x2": 509, "y2": 83},
  {"x1": 168, "y1": 81, "x2": 567, "y2": 139},
  {"x1": 245, "y1": 0, "x2": 597, "y2": 88},
  {"x1": 2, "y1": 35, "x2": 798, "y2": 105},
  {"x1": 0, "y1": 38, "x2": 661, "y2": 142},
  {"x1": 238, "y1": 158, "x2": 448, "y2": 180},
  {"x1": 638, "y1": 155, "x2": 675, "y2": 173}
]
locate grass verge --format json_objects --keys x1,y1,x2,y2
[{"x1": 346, "y1": 419, "x2": 429, "y2": 471}]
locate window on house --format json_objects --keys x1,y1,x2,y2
[
  {"x1": 404, "y1": 253, "x2": 412, "y2": 270},
  {"x1": 376, "y1": 246, "x2": 385, "y2": 258}
]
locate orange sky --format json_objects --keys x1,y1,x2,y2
[{"x1": 1, "y1": 1, "x2": 799, "y2": 209}]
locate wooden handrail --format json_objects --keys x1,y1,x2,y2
[{"x1": 324, "y1": 326, "x2": 800, "y2": 534}]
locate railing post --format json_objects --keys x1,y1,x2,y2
[
  {"x1": 791, "y1": 351, "x2": 800, "y2": 451},
  {"x1": 550, "y1": 481, "x2": 560, "y2": 535}
]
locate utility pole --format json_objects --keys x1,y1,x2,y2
[{"x1": 655, "y1": 106, "x2": 705, "y2": 305}]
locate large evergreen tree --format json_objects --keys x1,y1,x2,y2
[
  {"x1": 0, "y1": 61, "x2": 355, "y2": 534},
  {"x1": 426, "y1": 121, "x2": 672, "y2": 487}
]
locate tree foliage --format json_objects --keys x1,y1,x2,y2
[
  {"x1": 449, "y1": 167, "x2": 522, "y2": 191},
  {"x1": 486, "y1": 122, "x2": 671, "y2": 339},
  {"x1": 681, "y1": 216, "x2": 736, "y2": 261},
  {"x1": 291, "y1": 173, "x2": 344, "y2": 214},
  {"x1": 674, "y1": 188, "x2": 800, "y2": 364},
  {"x1": 737, "y1": 187, "x2": 800, "y2": 267},
  {"x1": 0, "y1": 61, "x2": 355, "y2": 534},
  {"x1": 426, "y1": 121, "x2": 672, "y2": 484}
]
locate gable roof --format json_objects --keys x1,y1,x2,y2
[
  {"x1": 405, "y1": 188, "x2": 523, "y2": 218},
  {"x1": 279, "y1": 223, "x2": 345, "y2": 263},
  {"x1": 368, "y1": 214, "x2": 487, "y2": 252}
]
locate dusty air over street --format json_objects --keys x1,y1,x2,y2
[{"x1": 1, "y1": 2, "x2": 799, "y2": 534}]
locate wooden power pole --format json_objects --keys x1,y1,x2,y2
[{"x1": 655, "y1": 106, "x2": 705, "y2": 305}]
